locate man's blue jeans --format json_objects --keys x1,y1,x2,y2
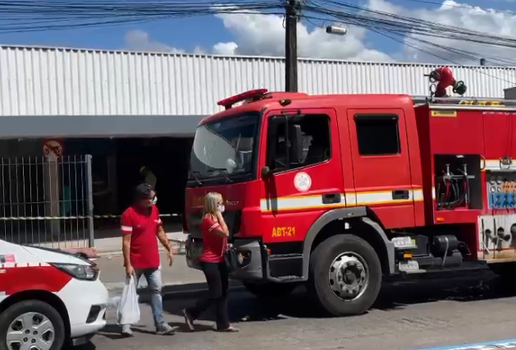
[{"x1": 131, "y1": 267, "x2": 165, "y2": 326}]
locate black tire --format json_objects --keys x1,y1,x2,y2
[
  {"x1": 308, "y1": 234, "x2": 382, "y2": 316},
  {"x1": 0, "y1": 299, "x2": 66, "y2": 350},
  {"x1": 243, "y1": 282, "x2": 296, "y2": 298},
  {"x1": 490, "y1": 263, "x2": 516, "y2": 292}
]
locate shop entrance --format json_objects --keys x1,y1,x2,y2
[
  {"x1": 115, "y1": 137, "x2": 193, "y2": 217},
  {"x1": 67, "y1": 137, "x2": 193, "y2": 240}
]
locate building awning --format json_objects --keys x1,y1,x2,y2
[{"x1": 0, "y1": 115, "x2": 205, "y2": 139}]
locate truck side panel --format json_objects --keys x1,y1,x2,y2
[
  {"x1": 336, "y1": 106, "x2": 356, "y2": 211},
  {"x1": 479, "y1": 110, "x2": 516, "y2": 262},
  {"x1": 345, "y1": 108, "x2": 418, "y2": 229},
  {"x1": 405, "y1": 105, "x2": 425, "y2": 227}
]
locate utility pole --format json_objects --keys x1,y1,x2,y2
[
  {"x1": 285, "y1": 0, "x2": 298, "y2": 92},
  {"x1": 284, "y1": 0, "x2": 346, "y2": 93}
]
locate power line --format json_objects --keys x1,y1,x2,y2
[
  {"x1": 304, "y1": 0, "x2": 516, "y2": 62},
  {"x1": 393, "y1": 0, "x2": 516, "y2": 16},
  {"x1": 2, "y1": 0, "x2": 516, "y2": 86},
  {"x1": 306, "y1": 0, "x2": 516, "y2": 50},
  {"x1": 301, "y1": 2, "x2": 516, "y2": 84}
]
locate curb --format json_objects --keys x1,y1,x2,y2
[
  {"x1": 96, "y1": 239, "x2": 186, "y2": 258},
  {"x1": 62, "y1": 247, "x2": 98, "y2": 259},
  {"x1": 106, "y1": 281, "x2": 244, "y2": 299},
  {"x1": 409, "y1": 339, "x2": 516, "y2": 350}
]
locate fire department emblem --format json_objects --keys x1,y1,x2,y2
[{"x1": 294, "y1": 172, "x2": 312, "y2": 192}]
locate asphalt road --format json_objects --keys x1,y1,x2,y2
[{"x1": 72, "y1": 271, "x2": 516, "y2": 350}]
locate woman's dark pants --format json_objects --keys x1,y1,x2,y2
[{"x1": 187, "y1": 262, "x2": 230, "y2": 329}]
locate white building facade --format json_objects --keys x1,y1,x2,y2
[{"x1": 1, "y1": 44, "x2": 516, "y2": 137}]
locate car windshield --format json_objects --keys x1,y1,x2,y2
[{"x1": 189, "y1": 112, "x2": 260, "y2": 183}]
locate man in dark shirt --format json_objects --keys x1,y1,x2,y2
[{"x1": 120, "y1": 183, "x2": 174, "y2": 336}]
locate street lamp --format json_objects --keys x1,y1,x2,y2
[{"x1": 326, "y1": 25, "x2": 347, "y2": 35}]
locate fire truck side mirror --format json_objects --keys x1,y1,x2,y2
[{"x1": 262, "y1": 166, "x2": 271, "y2": 178}]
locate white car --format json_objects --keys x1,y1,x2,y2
[{"x1": 0, "y1": 240, "x2": 108, "y2": 350}]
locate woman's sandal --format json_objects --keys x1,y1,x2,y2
[
  {"x1": 182, "y1": 309, "x2": 195, "y2": 332},
  {"x1": 213, "y1": 326, "x2": 239, "y2": 333}
]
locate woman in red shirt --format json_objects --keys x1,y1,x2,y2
[{"x1": 183, "y1": 192, "x2": 238, "y2": 332}]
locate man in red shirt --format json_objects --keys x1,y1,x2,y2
[{"x1": 120, "y1": 183, "x2": 174, "y2": 336}]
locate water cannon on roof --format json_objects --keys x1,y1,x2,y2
[
  {"x1": 425, "y1": 66, "x2": 467, "y2": 99},
  {"x1": 217, "y1": 89, "x2": 270, "y2": 110}
]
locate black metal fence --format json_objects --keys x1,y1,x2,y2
[{"x1": 0, "y1": 155, "x2": 94, "y2": 249}]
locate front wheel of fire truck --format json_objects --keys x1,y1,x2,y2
[
  {"x1": 308, "y1": 234, "x2": 382, "y2": 317},
  {"x1": 0, "y1": 300, "x2": 66, "y2": 350}
]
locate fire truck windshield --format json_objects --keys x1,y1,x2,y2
[{"x1": 188, "y1": 111, "x2": 260, "y2": 185}]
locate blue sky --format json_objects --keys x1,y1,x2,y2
[
  {"x1": 0, "y1": 0, "x2": 514, "y2": 60},
  {"x1": 0, "y1": 16, "x2": 221, "y2": 52}
]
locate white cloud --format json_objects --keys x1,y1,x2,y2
[
  {"x1": 125, "y1": 29, "x2": 205, "y2": 54},
  {"x1": 366, "y1": 0, "x2": 516, "y2": 64},
  {"x1": 125, "y1": 29, "x2": 184, "y2": 53},
  {"x1": 211, "y1": 11, "x2": 391, "y2": 61},
  {"x1": 212, "y1": 41, "x2": 238, "y2": 55},
  {"x1": 124, "y1": 13, "x2": 391, "y2": 61},
  {"x1": 125, "y1": 1, "x2": 516, "y2": 64}
]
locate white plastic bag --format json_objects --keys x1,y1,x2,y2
[
  {"x1": 108, "y1": 296, "x2": 121, "y2": 309},
  {"x1": 116, "y1": 276, "x2": 141, "y2": 325}
]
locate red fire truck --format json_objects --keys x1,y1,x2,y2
[{"x1": 184, "y1": 67, "x2": 516, "y2": 316}]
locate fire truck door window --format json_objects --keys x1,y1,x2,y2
[
  {"x1": 354, "y1": 114, "x2": 400, "y2": 156},
  {"x1": 267, "y1": 114, "x2": 331, "y2": 172}
]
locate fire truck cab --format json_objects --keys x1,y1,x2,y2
[{"x1": 184, "y1": 71, "x2": 516, "y2": 316}]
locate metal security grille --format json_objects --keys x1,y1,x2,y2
[{"x1": 0, "y1": 155, "x2": 94, "y2": 249}]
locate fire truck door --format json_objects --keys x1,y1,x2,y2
[
  {"x1": 260, "y1": 108, "x2": 344, "y2": 244},
  {"x1": 346, "y1": 109, "x2": 415, "y2": 228}
]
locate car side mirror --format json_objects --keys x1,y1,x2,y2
[{"x1": 262, "y1": 166, "x2": 271, "y2": 178}]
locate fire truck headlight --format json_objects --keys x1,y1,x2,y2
[
  {"x1": 51, "y1": 263, "x2": 99, "y2": 281},
  {"x1": 237, "y1": 251, "x2": 251, "y2": 268}
]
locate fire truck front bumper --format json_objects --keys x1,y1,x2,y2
[{"x1": 185, "y1": 236, "x2": 264, "y2": 281}]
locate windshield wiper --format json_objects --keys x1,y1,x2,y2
[
  {"x1": 189, "y1": 171, "x2": 203, "y2": 186},
  {"x1": 208, "y1": 168, "x2": 234, "y2": 183}
]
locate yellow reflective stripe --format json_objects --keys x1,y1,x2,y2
[{"x1": 260, "y1": 189, "x2": 424, "y2": 211}]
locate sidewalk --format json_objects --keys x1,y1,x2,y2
[
  {"x1": 95, "y1": 231, "x2": 188, "y2": 256},
  {"x1": 58, "y1": 231, "x2": 188, "y2": 259},
  {"x1": 98, "y1": 251, "x2": 243, "y2": 297}
]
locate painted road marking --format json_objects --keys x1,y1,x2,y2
[{"x1": 407, "y1": 338, "x2": 516, "y2": 350}]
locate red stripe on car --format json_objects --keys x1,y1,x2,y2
[{"x1": 0, "y1": 266, "x2": 72, "y2": 295}]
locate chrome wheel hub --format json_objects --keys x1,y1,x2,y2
[
  {"x1": 6, "y1": 312, "x2": 55, "y2": 350},
  {"x1": 329, "y1": 253, "x2": 368, "y2": 300}
]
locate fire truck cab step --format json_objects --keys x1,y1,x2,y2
[
  {"x1": 268, "y1": 254, "x2": 304, "y2": 280},
  {"x1": 268, "y1": 275, "x2": 305, "y2": 283}
]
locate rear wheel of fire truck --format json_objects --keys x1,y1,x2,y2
[
  {"x1": 0, "y1": 299, "x2": 66, "y2": 350},
  {"x1": 308, "y1": 234, "x2": 382, "y2": 316},
  {"x1": 243, "y1": 282, "x2": 296, "y2": 298},
  {"x1": 490, "y1": 263, "x2": 516, "y2": 292}
]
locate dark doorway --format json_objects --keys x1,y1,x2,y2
[{"x1": 115, "y1": 137, "x2": 193, "y2": 217}]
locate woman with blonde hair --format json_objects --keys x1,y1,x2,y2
[{"x1": 182, "y1": 192, "x2": 238, "y2": 332}]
